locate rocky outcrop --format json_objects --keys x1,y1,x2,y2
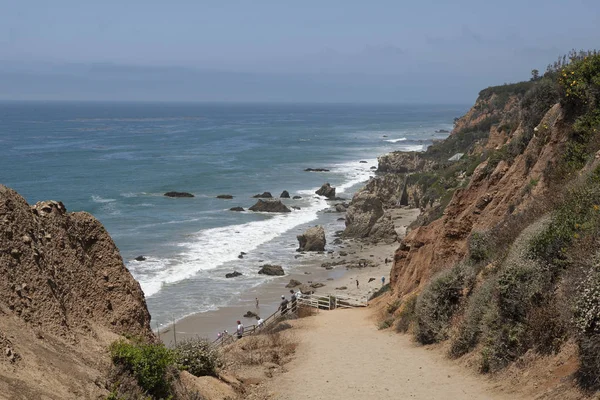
[
  {"x1": 258, "y1": 264, "x2": 285, "y2": 276},
  {"x1": 377, "y1": 152, "x2": 436, "y2": 173},
  {"x1": 216, "y1": 194, "x2": 233, "y2": 199},
  {"x1": 229, "y1": 206, "x2": 245, "y2": 212},
  {"x1": 293, "y1": 196, "x2": 302, "y2": 199},
  {"x1": 280, "y1": 190, "x2": 290, "y2": 198},
  {"x1": 315, "y1": 183, "x2": 336, "y2": 199},
  {"x1": 286, "y1": 279, "x2": 302, "y2": 288},
  {"x1": 225, "y1": 271, "x2": 242, "y2": 278},
  {"x1": 164, "y1": 191, "x2": 194, "y2": 198},
  {"x1": 297, "y1": 226, "x2": 326, "y2": 252},
  {"x1": 252, "y1": 192, "x2": 273, "y2": 198},
  {"x1": 343, "y1": 191, "x2": 387, "y2": 239},
  {"x1": 0, "y1": 185, "x2": 153, "y2": 398},
  {"x1": 249, "y1": 200, "x2": 291, "y2": 213}
]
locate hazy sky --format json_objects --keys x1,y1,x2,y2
[{"x1": 1, "y1": 0, "x2": 599, "y2": 103}]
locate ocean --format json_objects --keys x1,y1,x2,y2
[{"x1": 0, "y1": 102, "x2": 467, "y2": 327}]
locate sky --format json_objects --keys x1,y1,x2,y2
[{"x1": 0, "y1": 0, "x2": 599, "y2": 103}]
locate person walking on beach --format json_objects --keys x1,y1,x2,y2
[
  {"x1": 356, "y1": 279, "x2": 359, "y2": 288},
  {"x1": 236, "y1": 320, "x2": 244, "y2": 339},
  {"x1": 255, "y1": 297, "x2": 259, "y2": 308},
  {"x1": 381, "y1": 276, "x2": 386, "y2": 286},
  {"x1": 280, "y1": 295, "x2": 289, "y2": 315}
]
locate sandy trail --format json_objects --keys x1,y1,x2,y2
[{"x1": 266, "y1": 308, "x2": 517, "y2": 400}]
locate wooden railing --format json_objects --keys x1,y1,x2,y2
[{"x1": 211, "y1": 294, "x2": 365, "y2": 347}]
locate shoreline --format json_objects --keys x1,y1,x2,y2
[{"x1": 159, "y1": 206, "x2": 420, "y2": 344}]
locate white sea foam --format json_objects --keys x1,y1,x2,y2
[
  {"x1": 397, "y1": 144, "x2": 426, "y2": 152},
  {"x1": 138, "y1": 195, "x2": 329, "y2": 297},
  {"x1": 136, "y1": 157, "x2": 376, "y2": 298},
  {"x1": 384, "y1": 137, "x2": 407, "y2": 143},
  {"x1": 91, "y1": 195, "x2": 116, "y2": 203}
]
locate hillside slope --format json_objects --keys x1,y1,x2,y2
[
  {"x1": 0, "y1": 185, "x2": 153, "y2": 399},
  {"x1": 381, "y1": 51, "x2": 600, "y2": 396}
]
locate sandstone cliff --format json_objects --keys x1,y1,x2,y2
[{"x1": 0, "y1": 185, "x2": 153, "y2": 399}]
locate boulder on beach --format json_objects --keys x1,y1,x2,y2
[
  {"x1": 315, "y1": 183, "x2": 336, "y2": 199},
  {"x1": 310, "y1": 282, "x2": 325, "y2": 289},
  {"x1": 230, "y1": 206, "x2": 245, "y2": 212},
  {"x1": 258, "y1": 264, "x2": 285, "y2": 276},
  {"x1": 336, "y1": 286, "x2": 347, "y2": 290},
  {"x1": 286, "y1": 279, "x2": 302, "y2": 288},
  {"x1": 293, "y1": 195, "x2": 302, "y2": 199},
  {"x1": 243, "y1": 311, "x2": 259, "y2": 318},
  {"x1": 280, "y1": 190, "x2": 290, "y2": 198},
  {"x1": 134, "y1": 255, "x2": 146, "y2": 261},
  {"x1": 368, "y1": 278, "x2": 376, "y2": 283},
  {"x1": 252, "y1": 192, "x2": 273, "y2": 198},
  {"x1": 343, "y1": 191, "x2": 388, "y2": 239},
  {"x1": 226, "y1": 271, "x2": 242, "y2": 278},
  {"x1": 359, "y1": 160, "x2": 368, "y2": 163},
  {"x1": 304, "y1": 168, "x2": 330, "y2": 172},
  {"x1": 216, "y1": 194, "x2": 234, "y2": 199},
  {"x1": 299, "y1": 284, "x2": 314, "y2": 295},
  {"x1": 164, "y1": 191, "x2": 194, "y2": 198},
  {"x1": 249, "y1": 199, "x2": 291, "y2": 213},
  {"x1": 297, "y1": 225, "x2": 326, "y2": 252}
]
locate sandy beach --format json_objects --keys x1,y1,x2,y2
[{"x1": 160, "y1": 208, "x2": 420, "y2": 344}]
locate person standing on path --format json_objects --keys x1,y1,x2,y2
[
  {"x1": 236, "y1": 320, "x2": 244, "y2": 339},
  {"x1": 280, "y1": 295, "x2": 289, "y2": 315},
  {"x1": 381, "y1": 276, "x2": 385, "y2": 286}
]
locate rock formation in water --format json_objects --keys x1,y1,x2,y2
[{"x1": 249, "y1": 199, "x2": 291, "y2": 213}]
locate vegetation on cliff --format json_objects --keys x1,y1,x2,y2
[{"x1": 386, "y1": 51, "x2": 600, "y2": 393}]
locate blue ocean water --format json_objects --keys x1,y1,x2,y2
[{"x1": 0, "y1": 102, "x2": 467, "y2": 326}]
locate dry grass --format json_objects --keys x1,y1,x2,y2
[
  {"x1": 296, "y1": 305, "x2": 317, "y2": 318},
  {"x1": 224, "y1": 330, "x2": 298, "y2": 367}
]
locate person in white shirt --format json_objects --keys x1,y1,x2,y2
[
  {"x1": 257, "y1": 318, "x2": 264, "y2": 328},
  {"x1": 236, "y1": 320, "x2": 244, "y2": 339}
]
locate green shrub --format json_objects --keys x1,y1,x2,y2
[
  {"x1": 395, "y1": 295, "x2": 417, "y2": 333},
  {"x1": 468, "y1": 232, "x2": 491, "y2": 263},
  {"x1": 109, "y1": 339, "x2": 176, "y2": 399},
  {"x1": 449, "y1": 280, "x2": 494, "y2": 358},
  {"x1": 386, "y1": 299, "x2": 401, "y2": 315},
  {"x1": 173, "y1": 337, "x2": 221, "y2": 377},
  {"x1": 573, "y1": 267, "x2": 600, "y2": 389},
  {"x1": 414, "y1": 263, "x2": 474, "y2": 344},
  {"x1": 378, "y1": 317, "x2": 395, "y2": 330},
  {"x1": 369, "y1": 283, "x2": 390, "y2": 300}
]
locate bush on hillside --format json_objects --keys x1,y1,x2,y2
[
  {"x1": 414, "y1": 263, "x2": 475, "y2": 344},
  {"x1": 449, "y1": 280, "x2": 493, "y2": 358},
  {"x1": 369, "y1": 283, "x2": 390, "y2": 300},
  {"x1": 468, "y1": 231, "x2": 491, "y2": 263},
  {"x1": 174, "y1": 337, "x2": 222, "y2": 377},
  {"x1": 574, "y1": 266, "x2": 600, "y2": 389},
  {"x1": 109, "y1": 339, "x2": 176, "y2": 399},
  {"x1": 395, "y1": 295, "x2": 418, "y2": 333}
]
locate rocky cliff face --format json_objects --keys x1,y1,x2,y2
[
  {"x1": 0, "y1": 185, "x2": 153, "y2": 398},
  {"x1": 390, "y1": 101, "x2": 563, "y2": 296}
]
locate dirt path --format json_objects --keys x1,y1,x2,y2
[{"x1": 265, "y1": 308, "x2": 519, "y2": 400}]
